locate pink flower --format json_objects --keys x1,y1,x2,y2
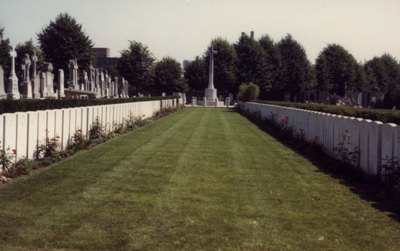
[
  {"x1": 12, "y1": 149, "x2": 16, "y2": 155},
  {"x1": 280, "y1": 115, "x2": 289, "y2": 123}
]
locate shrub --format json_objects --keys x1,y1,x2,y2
[
  {"x1": 237, "y1": 82, "x2": 260, "y2": 102},
  {"x1": 153, "y1": 106, "x2": 180, "y2": 119},
  {"x1": 381, "y1": 157, "x2": 400, "y2": 198},
  {"x1": 333, "y1": 130, "x2": 360, "y2": 166},
  {"x1": 66, "y1": 129, "x2": 88, "y2": 154},
  {"x1": 0, "y1": 96, "x2": 179, "y2": 115},
  {"x1": 89, "y1": 117, "x2": 105, "y2": 140},
  {"x1": 0, "y1": 147, "x2": 15, "y2": 176},
  {"x1": 36, "y1": 132, "x2": 62, "y2": 160},
  {"x1": 257, "y1": 100, "x2": 400, "y2": 124},
  {"x1": 7, "y1": 159, "x2": 35, "y2": 178}
]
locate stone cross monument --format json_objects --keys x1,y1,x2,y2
[
  {"x1": 205, "y1": 45, "x2": 217, "y2": 101},
  {"x1": 68, "y1": 59, "x2": 78, "y2": 89},
  {"x1": 7, "y1": 46, "x2": 20, "y2": 100},
  {"x1": 22, "y1": 54, "x2": 33, "y2": 98},
  {"x1": 31, "y1": 51, "x2": 41, "y2": 98}
]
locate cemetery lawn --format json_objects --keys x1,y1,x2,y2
[{"x1": 0, "y1": 108, "x2": 400, "y2": 250}]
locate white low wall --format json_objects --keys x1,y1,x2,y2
[
  {"x1": 0, "y1": 98, "x2": 180, "y2": 160},
  {"x1": 242, "y1": 102, "x2": 399, "y2": 176}
]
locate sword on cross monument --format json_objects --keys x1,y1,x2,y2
[{"x1": 208, "y1": 45, "x2": 218, "y2": 90}]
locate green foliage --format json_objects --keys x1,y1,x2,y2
[
  {"x1": 257, "y1": 100, "x2": 400, "y2": 124},
  {"x1": 154, "y1": 57, "x2": 187, "y2": 94},
  {"x1": 8, "y1": 159, "x2": 35, "y2": 178},
  {"x1": 89, "y1": 117, "x2": 105, "y2": 140},
  {"x1": 66, "y1": 129, "x2": 88, "y2": 154},
  {"x1": 153, "y1": 106, "x2": 180, "y2": 119},
  {"x1": 381, "y1": 157, "x2": 400, "y2": 198},
  {"x1": 364, "y1": 54, "x2": 400, "y2": 108},
  {"x1": 118, "y1": 41, "x2": 155, "y2": 95},
  {"x1": 36, "y1": 133, "x2": 62, "y2": 161},
  {"x1": 333, "y1": 130, "x2": 360, "y2": 166},
  {"x1": 206, "y1": 38, "x2": 238, "y2": 95},
  {"x1": 0, "y1": 146, "x2": 15, "y2": 175},
  {"x1": 316, "y1": 44, "x2": 360, "y2": 96},
  {"x1": 0, "y1": 96, "x2": 177, "y2": 115},
  {"x1": 184, "y1": 56, "x2": 207, "y2": 92},
  {"x1": 276, "y1": 34, "x2": 313, "y2": 101},
  {"x1": 125, "y1": 113, "x2": 146, "y2": 130},
  {"x1": 258, "y1": 35, "x2": 280, "y2": 99},
  {"x1": 364, "y1": 54, "x2": 400, "y2": 93},
  {"x1": 234, "y1": 33, "x2": 264, "y2": 88},
  {"x1": 37, "y1": 13, "x2": 94, "y2": 76},
  {"x1": 0, "y1": 26, "x2": 11, "y2": 79},
  {"x1": 237, "y1": 82, "x2": 260, "y2": 102}
]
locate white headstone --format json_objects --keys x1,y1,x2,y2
[
  {"x1": 58, "y1": 69, "x2": 65, "y2": 98},
  {"x1": 0, "y1": 65, "x2": 6, "y2": 98},
  {"x1": 114, "y1": 77, "x2": 119, "y2": 98}
]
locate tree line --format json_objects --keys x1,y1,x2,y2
[
  {"x1": 1, "y1": 13, "x2": 399, "y2": 107},
  {"x1": 0, "y1": 13, "x2": 187, "y2": 97},
  {"x1": 185, "y1": 33, "x2": 400, "y2": 108}
]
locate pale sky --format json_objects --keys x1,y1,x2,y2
[{"x1": 0, "y1": 0, "x2": 399, "y2": 65}]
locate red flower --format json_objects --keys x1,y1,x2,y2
[
  {"x1": 12, "y1": 149, "x2": 16, "y2": 154},
  {"x1": 280, "y1": 115, "x2": 289, "y2": 123}
]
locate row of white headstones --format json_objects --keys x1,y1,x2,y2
[{"x1": 0, "y1": 46, "x2": 129, "y2": 100}]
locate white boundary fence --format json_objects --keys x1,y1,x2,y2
[
  {"x1": 0, "y1": 98, "x2": 181, "y2": 160},
  {"x1": 241, "y1": 102, "x2": 399, "y2": 177}
]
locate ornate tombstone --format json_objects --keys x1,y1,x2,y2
[
  {"x1": 68, "y1": 59, "x2": 78, "y2": 89},
  {"x1": 83, "y1": 70, "x2": 88, "y2": 91},
  {"x1": 7, "y1": 46, "x2": 20, "y2": 100},
  {"x1": 42, "y1": 63, "x2": 55, "y2": 98},
  {"x1": 31, "y1": 51, "x2": 41, "y2": 99},
  {"x1": 104, "y1": 70, "x2": 110, "y2": 98},
  {"x1": 100, "y1": 69, "x2": 105, "y2": 97},
  {"x1": 114, "y1": 77, "x2": 119, "y2": 98},
  {"x1": 88, "y1": 63, "x2": 95, "y2": 92},
  {"x1": 22, "y1": 54, "x2": 33, "y2": 99}
]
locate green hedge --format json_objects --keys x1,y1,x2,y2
[
  {"x1": 256, "y1": 100, "x2": 400, "y2": 124},
  {"x1": 0, "y1": 96, "x2": 179, "y2": 115}
]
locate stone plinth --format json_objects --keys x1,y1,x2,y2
[{"x1": 205, "y1": 88, "x2": 217, "y2": 100}]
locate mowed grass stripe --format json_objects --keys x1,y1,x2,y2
[
  {"x1": 0, "y1": 108, "x2": 399, "y2": 250},
  {"x1": 0, "y1": 109, "x2": 199, "y2": 249}
]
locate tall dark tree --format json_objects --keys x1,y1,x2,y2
[
  {"x1": 184, "y1": 56, "x2": 207, "y2": 92},
  {"x1": 118, "y1": 41, "x2": 155, "y2": 95},
  {"x1": 154, "y1": 57, "x2": 187, "y2": 94},
  {"x1": 364, "y1": 54, "x2": 400, "y2": 93},
  {"x1": 364, "y1": 54, "x2": 400, "y2": 107},
  {"x1": 0, "y1": 27, "x2": 11, "y2": 79},
  {"x1": 277, "y1": 34, "x2": 312, "y2": 101},
  {"x1": 258, "y1": 34, "x2": 280, "y2": 99},
  {"x1": 15, "y1": 40, "x2": 43, "y2": 81},
  {"x1": 234, "y1": 33, "x2": 264, "y2": 87},
  {"x1": 315, "y1": 44, "x2": 359, "y2": 97},
  {"x1": 37, "y1": 13, "x2": 94, "y2": 76},
  {"x1": 205, "y1": 38, "x2": 237, "y2": 95}
]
